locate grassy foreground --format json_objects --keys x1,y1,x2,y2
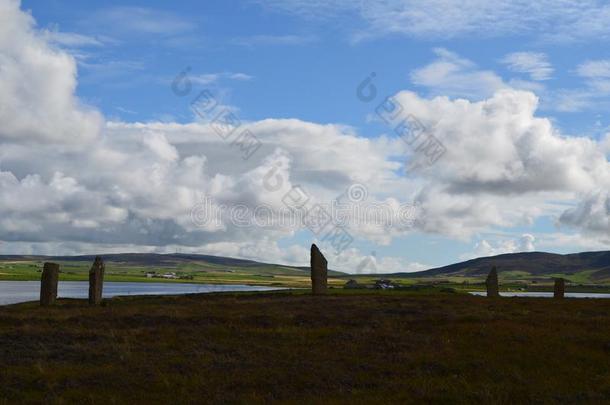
[{"x1": 1, "y1": 291, "x2": 609, "y2": 404}]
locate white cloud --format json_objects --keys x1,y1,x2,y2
[
  {"x1": 189, "y1": 72, "x2": 253, "y2": 86},
  {"x1": 534, "y1": 231, "x2": 610, "y2": 252},
  {"x1": 311, "y1": 246, "x2": 429, "y2": 274},
  {"x1": 5, "y1": 0, "x2": 610, "y2": 269},
  {"x1": 542, "y1": 59, "x2": 610, "y2": 113},
  {"x1": 548, "y1": 89, "x2": 595, "y2": 113},
  {"x1": 461, "y1": 233, "x2": 536, "y2": 260},
  {"x1": 411, "y1": 48, "x2": 507, "y2": 99},
  {"x1": 501, "y1": 52, "x2": 553, "y2": 81},
  {"x1": 410, "y1": 49, "x2": 546, "y2": 100},
  {"x1": 558, "y1": 190, "x2": 610, "y2": 238},
  {"x1": 357, "y1": 0, "x2": 538, "y2": 39},
  {"x1": 43, "y1": 30, "x2": 105, "y2": 48},
  {"x1": 259, "y1": 1, "x2": 610, "y2": 43},
  {"x1": 87, "y1": 6, "x2": 195, "y2": 36},
  {"x1": 396, "y1": 89, "x2": 609, "y2": 194},
  {"x1": 574, "y1": 60, "x2": 610, "y2": 97},
  {"x1": 78, "y1": 60, "x2": 146, "y2": 85},
  {"x1": 411, "y1": 49, "x2": 588, "y2": 116},
  {"x1": 0, "y1": 0, "x2": 102, "y2": 143},
  {"x1": 142, "y1": 132, "x2": 179, "y2": 162},
  {"x1": 390, "y1": 88, "x2": 610, "y2": 237},
  {"x1": 576, "y1": 60, "x2": 610, "y2": 78}
]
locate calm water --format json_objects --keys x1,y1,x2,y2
[
  {"x1": 469, "y1": 291, "x2": 610, "y2": 298},
  {"x1": 0, "y1": 281, "x2": 285, "y2": 305}
]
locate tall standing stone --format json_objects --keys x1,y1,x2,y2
[
  {"x1": 89, "y1": 256, "x2": 105, "y2": 306},
  {"x1": 310, "y1": 244, "x2": 328, "y2": 295},
  {"x1": 554, "y1": 278, "x2": 565, "y2": 299},
  {"x1": 486, "y1": 266, "x2": 500, "y2": 298},
  {"x1": 40, "y1": 262, "x2": 59, "y2": 306}
]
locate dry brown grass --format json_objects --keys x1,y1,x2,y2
[{"x1": 0, "y1": 291, "x2": 609, "y2": 404}]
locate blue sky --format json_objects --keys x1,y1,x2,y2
[
  {"x1": 4, "y1": 0, "x2": 610, "y2": 272},
  {"x1": 23, "y1": 1, "x2": 610, "y2": 132}
]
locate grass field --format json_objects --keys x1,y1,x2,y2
[
  {"x1": 2, "y1": 258, "x2": 609, "y2": 293},
  {"x1": 0, "y1": 290, "x2": 609, "y2": 403},
  {"x1": 0, "y1": 260, "x2": 340, "y2": 288}
]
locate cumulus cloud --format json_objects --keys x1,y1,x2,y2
[
  {"x1": 558, "y1": 191, "x2": 610, "y2": 238},
  {"x1": 4, "y1": 0, "x2": 610, "y2": 269},
  {"x1": 0, "y1": 0, "x2": 405, "y2": 258},
  {"x1": 0, "y1": 46, "x2": 412, "y2": 260},
  {"x1": 395, "y1": 90, "x2": 610, "y2": 193},
  {"x1": 461, "y1": 233, "x2": 536, "y2": 260},
  {"x1": 0, "y1": 0, "x2": 102, "y2": 143},
  {"x1": 389, "y1": 88, "x2": 610, "y2": 237}
]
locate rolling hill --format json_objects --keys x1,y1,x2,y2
[
  {"x1": 402, "y1": 250, "x2": 610, "y2": 283},
  {"x1": 0, "y1": 253, "x2": 347, "y2": 287},
  {"x1": 3, "y1": 250, "x2": 610, "y2": 287}
]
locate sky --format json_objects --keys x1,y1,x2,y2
[{"x1": 2, "y1": 0, "x2": 610, "y2": 273}]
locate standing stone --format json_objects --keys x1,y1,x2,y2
[
  {"x1": 89, "y1": 256, "x2": 105, "y2": 306},
  {"x1": 554, "y1": 278, "x2": 565, "y2": 299},
  {"x1": 310, "y1": 244, "x2": 328, "y2": 295},
  {"x1": 40, "y1": 262, "x2": 59, "y2": 306},
  {"x1": 486, "y1": 266, "x2": 500, "y2": 298}
]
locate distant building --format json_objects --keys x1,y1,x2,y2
[
  {"x1": 344, "y1": 279, "x2": 365, "y2": 289},
  {"x1": 374, "y1": 279, "x2": 397, "y2": 289},
  {"x1": 145, "y1": 271, "x2": 180, "y2": 279}
]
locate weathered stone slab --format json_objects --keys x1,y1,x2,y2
[
  {"x1": 486, "y1": 267, "x2": 500, "y2": 298},
  {"x1": 310, "y1": 244, "x2": 327, "y2": 295},
  {"x1": 40, "y1": 262, "x2": 59, "y2": 306},
  {"x1": 554, "y1": 278, "x2": 565, "y2": 299},
  {"x1": 89, "y1": 256, "x2": 105, "y2": 306}
]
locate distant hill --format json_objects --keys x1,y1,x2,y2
[
  {"x1": 0, "y1": 253, "x2": 347, "y2": 277},
  {"x1": 402, "y1": 251, "x2": 610, "y2": 282}
]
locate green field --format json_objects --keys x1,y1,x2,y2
[
  {"x1": 1, "y1": 290, "x2": 608, "y2": 403},
  {"x1": 1, "y1": 256, "x2": 609, "y2": 293},
  {"x1": 346, "y1": 271, "x2": 610, "y2": 293},
  {"x1": 0, "y1": 259, "x2": 332, "y2": 288}
]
